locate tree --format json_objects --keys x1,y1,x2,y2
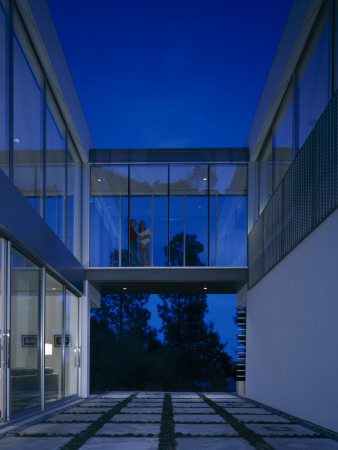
[
  {"x1": 90, "y1": 294, "x2": 162, "y2": 391},
  {"x1": 164, "y1": 232, "x2": 205, "y2": 266},
  {"x1": 157, "y1": 293, "x2": 233, "y2": 390}
]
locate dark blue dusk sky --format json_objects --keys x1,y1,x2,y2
[
  {"x1": 47, "y1": 0, "x2": 293, "y2": 149},
  {"x1": 47, "y1": 0, "x2": 293, "y2": 358}
]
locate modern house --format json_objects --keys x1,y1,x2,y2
[{"x1": 0, "y1": 0, "x2": 337, "y2": 434}]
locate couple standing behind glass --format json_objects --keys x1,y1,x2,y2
[{"x1": 129, "y1": 219, "x2": 151, "y2": 266}]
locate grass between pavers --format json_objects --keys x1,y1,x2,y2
[
  {"x1": 56, "y1": 392, "x2": 138, "y2": 449},
  {"x1": 158, "y1": 394, "x2": 176, "y2": 450},
  {"x1": 199, "y1": 393, "x2": 275, "y2": 450}
]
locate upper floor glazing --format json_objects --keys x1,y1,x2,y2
[
  {"x1": 256, "y1": 0, "x2": 338, "y2": 217},
  {"x1": 90, "y1": 162, "x2": 248, "y2": 268},
  {"x1": 0, "y1": 0, "x2": 82, "y2": 260}
]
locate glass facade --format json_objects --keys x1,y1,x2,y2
[
  {"x1": 297, "y1": 3, "x2": 330, "y2": 149},
  {"x1": 90, "y1": 163, "x2": 248, "y2": 267},
  {"x1": 10, "y1": 248, "x2": 41, "y2": 415},
  {"x1": 0, "y1": 3, "x2": 82, "y2": 260},
  {"x1": 65, "y1": 291, "x2": 79, "y2": 397},
  {"x1": 0, "y1": 2, "x2": 9, "y2": 176},
  {"x1": 273, "y1": 86, "x2": 293, "y2": 190},
  {"x1": 45, "y1": 274, "x2": 63, "y2": 403},
  {"x1": 13, "y1": 17, "x2": 44, "y2": 216},
  {"x1": 258, "y1": 1, "x2": 335, "y2": 215},
  {"x1": 0, "y1": 241, "x2": 81, "y2": 420},
  {"x1": 46, "y1": 87, "x2": 66, "y2": 241}
]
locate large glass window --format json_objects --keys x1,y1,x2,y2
[
  {"x1": 210, "y1": 164, "x2": 247, "y2": 266},
  {"x1": 273, "y1": 86, "x2": 293, "y2": 190},
  {"x1": 0, "y1": 2, "x2": 9, "y2": 176},
  {"x1": 67, "y1": 138, "x2": 82, "y2": 260},
  {"x1": 90, "y1": 165, "x2": 128, "y2": 267},
  {"x1": 259, "y1": 136, "x2": 272, "y2": 214},
  {"x1": 90, "y1": 163, "x2": 248, "y2": 267},
  {"x1": 65, "y1": 290, "x2": 79, "y2": 397},
  {"x1": 45, "y1": 274, "x2": 63, "y2": 403},
  {"x1": 10, "y1": 248, "x2": 41, "y2": 415},
  {"x1": 130, "y1": 165, "x2": 168, "y2": 266},
  {"x1": 170, "y1": 165, "x2": 208, "y2": 266},
  {"x1": 297, "y1": 4, "x2": 330, "y2": 148},
  {"x1": 13, "y1": 12, "x2": 44, "y2": 216},
  {"x1": 46, "y1": 87, "x2": 66, "y2": 242}
]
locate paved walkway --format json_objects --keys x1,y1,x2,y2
[{"x1": 0, "y1": 392, "x2": 337, "y2": 449}]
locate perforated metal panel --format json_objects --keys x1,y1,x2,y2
[{"x1": 249, "y1": 91, "x2": 338, "y2": 288}]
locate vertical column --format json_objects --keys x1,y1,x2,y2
[{"x1": 40, "y1": 267, "x2": 46, "y2": 410}]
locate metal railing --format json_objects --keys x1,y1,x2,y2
[{"x1": 249, "y1": 90, "x2": 338, "y2": 288}]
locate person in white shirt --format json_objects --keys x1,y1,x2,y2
[{"x1": 137, "y1": 220, "x2": 152, "y2": 266}]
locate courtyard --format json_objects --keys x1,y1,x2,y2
[{"x1": 0, "y1": 391, "x2": 337, "y2": 449}]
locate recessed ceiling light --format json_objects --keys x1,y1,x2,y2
[
  {"x1": 13, "y1": 137, "x2": 21, "y2": 143},
  {"x1": 123, "y1": 287, "x2": 127, "y2": 290},
  {"x1": 203, "y1": 287, "x2": 207, "y2": 290}
]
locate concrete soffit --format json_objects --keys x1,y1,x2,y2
[
  {"x1": 16, "y1": 0, "x2": 91, "y2": 162},
  {"x1": 250, "y1": 0, "x2": 325, "y2": 162}
]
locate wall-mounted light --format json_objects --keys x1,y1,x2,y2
[
  {"x1": 13, "y1": 137, "x2": 21, "y2": 143},
  {"x1": 97, "y1": 178, "x2": 102, "y2": 182},
  {"x1": 203, "y1": 177, "x2": 207, "y2": 181},
  {"x1": 123, "y1": 287, "x2": 127, "y2": 291},
  {"x1": 45, "y1": 343, "x2": 53, "y2": 356},
  {"x1": 203, "y1": 287, "x2": 207, "y2": 290}
]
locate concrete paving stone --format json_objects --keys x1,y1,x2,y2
[
  {"x1": 233, "y1": 414, "x2": 290, "y2": 423},
  {"x1": 0, "y1": 437, "x2": 73, "y2": 449},
  {"x1": 176, "y1": 437, "x2": 254, "y2": 449},
  {"x1": 224, "y1": 407, "x2": 272, "y2": 414},
  {"x1": 171, "y1": 398, "x2": 204, "y2": 403},
  {"x1": 86, "y1": 400, "x2": 119, "y2": 404},
  {"x1": 175, "y1": 423, "x2": 238, "y2": 436},
  {"x1": 245, "y1": 424, "x2": 318, "y2": 436},
  {"x1": 215, "y1": 398, "x2": 248, "y2": 403},
  {"x1": 110, "y1": 413, "x2": 161, "y2": 422},
  {"x1": 120, "y1": 407, "x2": 162, "y2": 413},
  {"x1": 101, "y1": 394, "x2": 130, "y2": 399},
  {"x1": 45, "y1": 413, "x2": 103, "y2": 422},
  {"x1": 136, "y1": 394, "x2": 164, "y2": 398},
  {"x1": 19, "y1": 422, "x2": 90, "y2": 435},
  {"x1": 97, "y1": 423, "x2": 161, "y2": 435},
  {"x1": 128, "y1": 398, "x2": 163, "y2": 406},
  {"x1": 80, "y1": 402, "x2": 116, "y2": 408},
  {"x1": 173, "y1": 407, "x2": 215, "y2": 413},
  {"x1": 205, "y1": 394, "x2": 236, "y2": 399},
  {"x1": 67, "y1": 407, "x2": 112, "y2": 413},
  {"x1": 172, "y1": 402, "x2": 209, "y2": 408},
  {"x1": 174, "y1": 414, "x2": 226, "y2": 423},
  {"x1": 171, "y1": 394, "x2": 200, "y2": 398},
  {"x1": 264, "y1": 438, "x2": 338, "y2": 449},
  {"x1": 79, "y1": 437, "x2": 159, "y2": 449}
]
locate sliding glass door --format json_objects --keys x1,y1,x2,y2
[{"x1": 10, "y1": 248, "x2": 41, "y2": 416}]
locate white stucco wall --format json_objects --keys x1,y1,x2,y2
[{"x1": 246, "y1": 208, "x2": 338, "y2": 433}]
